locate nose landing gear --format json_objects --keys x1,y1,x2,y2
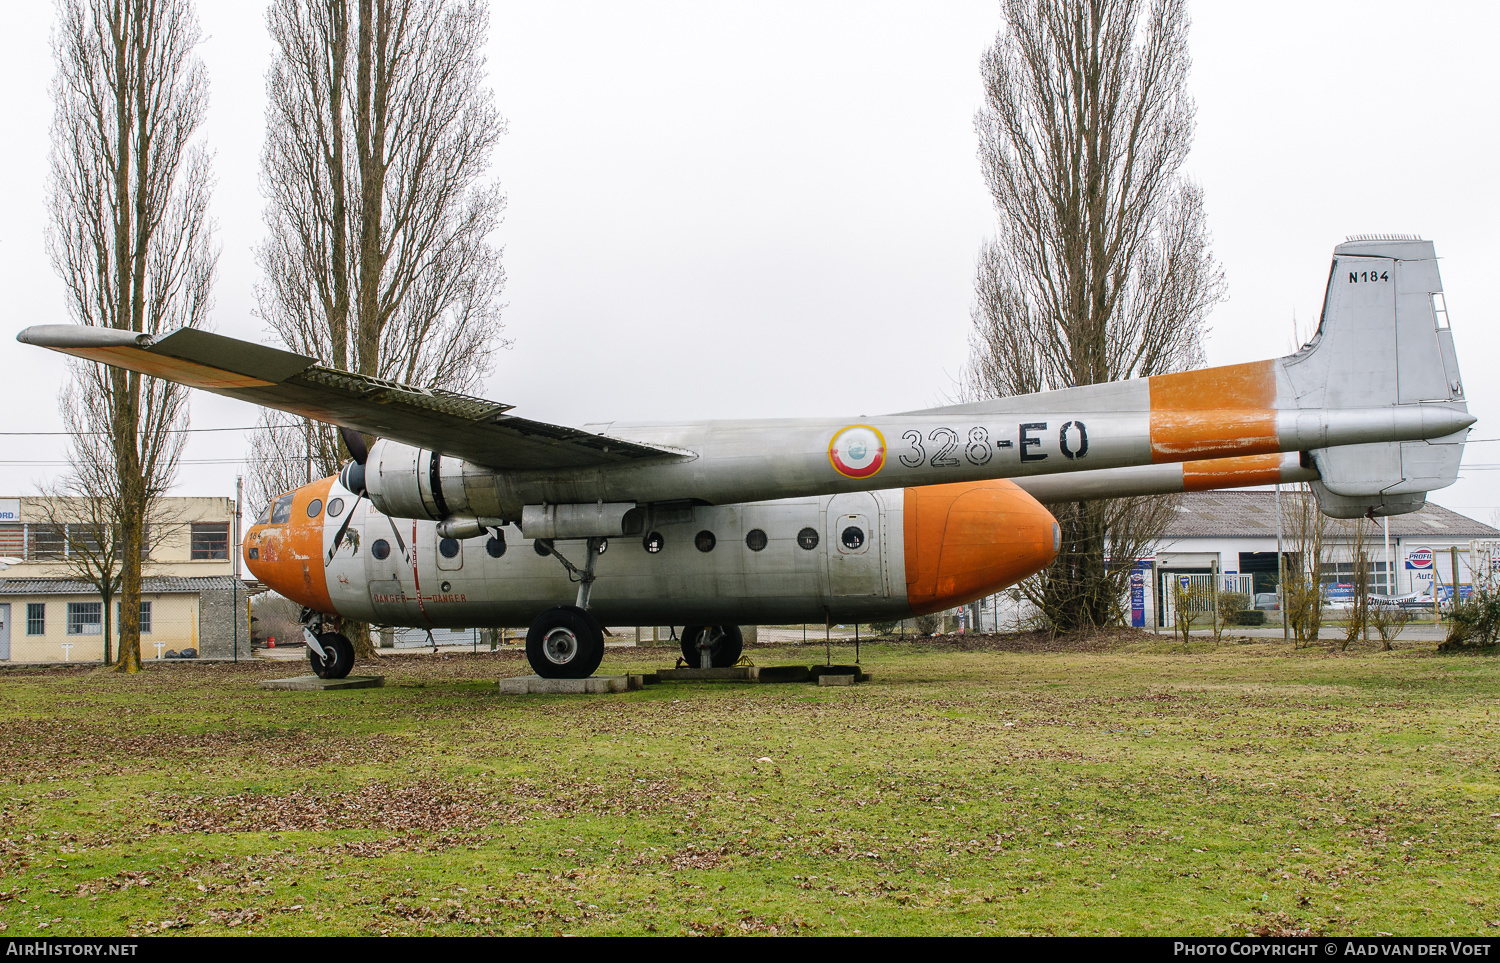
[{"x1": 306, "y1": 629, "x2": 355, "y2": 679}]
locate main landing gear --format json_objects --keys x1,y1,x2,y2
[
  {"x1": 522, "y1": 536, "x2": 744, "y2": 678},
  {"x1": 682, "y1": 624, "x2": 743, "y2": 669},
  {"x1": 526, "y1": 605, "x2": 605, "y2": 679},
  {"x1": 527, "y1": 536, "x2": 607, "y2": 679}
]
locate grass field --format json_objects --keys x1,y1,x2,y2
[{"x1": 0, "y1": 634, "x2": 1497, "y2": 937}]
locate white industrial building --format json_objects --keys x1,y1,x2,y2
[{"x1": 1142, "y1": 490, "x2": 1498, "y2": 627}]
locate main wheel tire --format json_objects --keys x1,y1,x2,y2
[
  {"x1": 526, "y1": 606, "x2": 605, "y2": 679},
  {"x1": 681, "y1": 625, "x2": 744, "y2": 668},
  {"x1": 309, "y1": 631, "x2": 355, "y2": 680}
]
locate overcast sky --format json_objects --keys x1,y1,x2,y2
[{"x1": 2, "y1": 1, "x2": 1497, "y2": 520}]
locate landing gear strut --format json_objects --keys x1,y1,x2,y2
[
  {"x1": 682, "y1": 625, "x2": 743, "y2": 669},
  {"x1": 526, "y1": 537, "x2": 608, "y2": 679}
]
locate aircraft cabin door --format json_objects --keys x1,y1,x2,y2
[{"x1": 826, "y1": 492, "x2": 882, "y2": 596}]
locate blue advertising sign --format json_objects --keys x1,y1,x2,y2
[{"x1": 1130, "y1": 567, "x2": 1146, "y2": 628}]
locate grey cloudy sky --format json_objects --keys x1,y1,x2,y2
[{"x1": 2, "y1": 1, "x2": 1497, "y2": 518}]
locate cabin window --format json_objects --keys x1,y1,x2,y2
[
  {"x1": 439, "y1": 538, "x2": 461, "y2": 559},
  {"x1": 745, "y1": 529, "x2": 767, "y2": 552},
  {"x1": 327, "y1": 498, "x2": 344, "y2": 518},
  {"x1": 841, "y1": 526, "x2": 865, "y2": 551},
  {"x1": 485, "y1": 535, "x2": 506, "y2": 558},
  {"x1": 643, "y1": 532, "x2": 664, "y2": 554},
  {"x1": 371, "y1": 539, "x2": 390, "y2": 560},
  {"x1": 797, "y1": 527, "x2": 819, "y2": 551},
  {"x1": 695, "y1": 530, "x2": 716, "y2": 553},
  {"x1": 306, "y1": 499, "x2": 323, "y2": 518},
  {"x1": 533, "y1": 538, "x2": 553, "y2": 557}
]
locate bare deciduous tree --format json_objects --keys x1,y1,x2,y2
[
  {"x1": 1337, "y1": 517, "x2": 1372, "y2": 651},
  {"x1": 48, "y1": 0, "x2": 216, "y2": 673},
  {"x1": 39, "y1": 395, "x2": 181, "y2": 664},
  {"x1": 965, "y1": 0, "x2": 1224, "y2": 631},
  {"x1": 1280, "y1": 483, "x2": 1330, "y2": 648},
  {"x1": 251, "y1": 0, "x2": 507, "y2": 655}
]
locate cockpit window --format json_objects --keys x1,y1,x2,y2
[
  {"x1": 256, "y1": 503, "x2": 271, "y2": 525},
  {"x1": 269, "y1": 493, "x2": 295, "y2": 525}
]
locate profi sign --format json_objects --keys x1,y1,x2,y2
[{"x1": 1406, "y1": 547, "x2": 1435, "y2": 570}]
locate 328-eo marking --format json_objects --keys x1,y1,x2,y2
[{"x1": 897, "y1": 421, "x2": 1089, "y2": 469}]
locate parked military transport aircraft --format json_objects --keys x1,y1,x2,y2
[{"x1": 18, "y1": 237, "x2": 1475, "y2": 679}]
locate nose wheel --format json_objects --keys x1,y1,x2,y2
[
  {"x1": 681, "y1": 625, "x2": 743, "y2": 669},
  {"x1": 526, "y1": 605, "x2": 605, "y2": 679},
  {"x1": 309, "y1": 632, "x2": 355, "y2": 679}
]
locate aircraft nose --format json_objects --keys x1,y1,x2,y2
[
  {"x1": 903, "y1": 480, "x2": 1058, "y2": 616},
  {"x1": 243, "y1": 478, "x2": 335, "y2": 613}
]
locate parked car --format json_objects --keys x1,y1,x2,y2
[{"x1": 1252, "y1": 593, "x2": 1280, "y2": 611}]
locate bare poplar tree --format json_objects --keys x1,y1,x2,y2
[
  {"x1": 253, "y1": 0, "x2": 507, "y2": 654},
  {"x1": 39, "y1": 388, "x2": 181, "y2": 664},
  {"x1": 966, "y1": 0, "x2": 1224, "y2": 631},
  {"x1": 48, "y1": 0, "x2": 216, "y2": 673}
]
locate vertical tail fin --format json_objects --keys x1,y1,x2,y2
[{"x1": 1279, "y1": 237, "x2": 1469, "y2": 518}]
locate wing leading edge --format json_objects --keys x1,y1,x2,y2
[{"x1": 17, "y1": 325, "x2": 679, "y2": 472}]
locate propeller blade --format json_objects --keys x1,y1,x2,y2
[{"x1": 339, "y1": 426, "x2": 369, "y2": 465}]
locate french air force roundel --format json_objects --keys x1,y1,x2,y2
[{"x1": 828, "y1": 425, "x2": 886, "y2": 479}]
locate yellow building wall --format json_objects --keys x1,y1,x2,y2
[
  {"x1": 4, "y1": 496, "x2": 235, "y2": 580},
  {"x1": 6, "y1": 594, "x2": 200, "y2": 663}
]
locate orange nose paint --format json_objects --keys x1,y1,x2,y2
[
  {"x1": 244, "y1": 477, "x2": 335, "y2": 614},
  {"x1": 903, "y1": 480, "x2": 1058, "y2": 616}
]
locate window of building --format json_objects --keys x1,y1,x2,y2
[
  {"x1": 1319, "y1": 560, "x2": 1392, "y2": 595},
  {"x1": 191, "y1": 523, "x2": 230, "y2": 560},
  {"x1": 30, "y1": 524, "x2": 66, "y2": 560},
  {"x1": 66, "y1": 602, "x2": 102, "y2": 636},
  {"x1": 116, "y1": 600, "x2": 151, "y2": 634},
  {"x1": 26, "y1": 603, "x2": 43, "y2": 636},
  {"x1": 0, "y1": 524, "x2": 23, "y2": 557},
  {"x1": 66, "y1": 525, "x2": 108, "y2": 557}
]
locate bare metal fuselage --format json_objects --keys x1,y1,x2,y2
[{"x1": 247, "y1": 476, "x2": 1060, "y2": 627}]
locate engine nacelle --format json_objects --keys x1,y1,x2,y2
[
  {"x1": 521, "y1": 502, "x2": 644, "y2": 540},
  {"x1": 364, "y1": 439, "x2": 503, "y2": 522}
]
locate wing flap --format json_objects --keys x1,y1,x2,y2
[{"x1": 18, "y1": 325, "x2": 677, "y2": 471}]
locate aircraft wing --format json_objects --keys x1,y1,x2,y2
[{"x1": 17, "y1": 325, "x2": 679, "y2": 472}]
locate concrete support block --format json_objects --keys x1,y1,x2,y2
[
  {"x1": 497, "y1": 675, "x2": 640, "y2": 694},
  {"x1": 656, "y1": 666, "x2": 757, "y2": 682},
  {"x1": 261, "y1": 675, "x2": 384, "y2": 691}
]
